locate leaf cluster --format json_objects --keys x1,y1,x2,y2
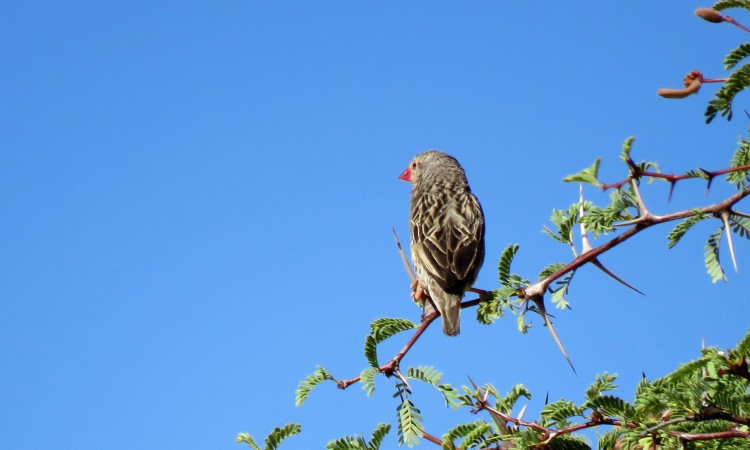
[{"x1": 442, "y1": 330, "x2": 750, "y2": 450}]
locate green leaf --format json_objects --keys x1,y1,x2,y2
[
  {"x1": 735, "y1": 328, "x2": 750, "y2": 356},
  {"x1": 265, "y1": 424, "x2": 302, "y2": 450},
  {"x1": 360, "y1": 367, "x2": 378, "y2": 397},
  {"x1": 596, "y1": 429, "x2": 622, "y2": 450},
  {"x1": 666, "y1": 211, "x2": 709, "y2": 249},
  {"x1": 705, "y1": 63, "x2": 750, "y2": 123},
  {"x1": 548, "y1": 434, "x2": 591, "y2": 450},
  {"x1": 363, "y1": 318, "x2": 417, "y2": 372},
  {"x1": 476, "y1": 286, "x2": 513, "y2": 325},
  {"x1": 563, "y1": 158, "x2": 602, "y2": 187},
  {"x1": 369, "y1": 318, "x2": 418, "y2": 344},
  {"x1": 579, "y1": 189, "x2": 636, "y2": 237},
  {"x1": 730, "y1": 214, "x2": 750, "y2": 239},
  {"x1": 396, "y1": 399, "x2": 424, "y2": 448},
  {"x1": 236, "y1": 433, "x2": 262, "y2": 450},
  {"x1": 705, "y1": 227, "x2": 728, "y2": 283},
  {"x1": 586, "y1": 395, "x2": 635, "y2": 420},
  {"x1": 725, "y1": 42, "x2": 750, "y2": 70},
  {"x1": 681, "y1": 168, "x2": 710, "y2": 180},
  {"x1": 442, "y1": 420, "x2": 490, "y2": 450},
  {"x1": 583, "y1": 373, "x2": 618, "y2": 405},
  {"x1": 364, "y1": 335, "x2": 379, "y2": 368},
  {"x1": 407, "y1": 365, "x2": 460, "y2": 408},
  {"x1": 326, "y1": 436, "x2": 368, "y2": 450},
  {"x1": 368, "y1": 423, "x2": 391, "y2": 450},
  {"x1": 295, "y1": 367, "x2": 332, "y2": 406},
  {"x1": 664, "y1": 355, "x2": 714, "y2": 383},
  {"x1": 494, "y1": 384, "x2": 533, "y2": 416},
  {"x1": 713, "y1": 0, "x2": 750, "y2": 12},
  {"x1": 538, "y1": 262, "x2": 566, "y2": 280},
  {"x1": 498, "y1": 244, "x2": 520, "y2": 287},
  {"x1": 516, "y1": 312, "x2": 531, "y2": 334},
  {"x1": 727, "y1": 139, "x2": 750, "y2": 188},
  {"x1": 406, "y1": 365, "x2": 443, "y2": 385},
  {"x1": 541, "y1": 400, "x2": 583, "y2": 427},
  {"x1": 543, "y1": 203, "x2": 585, "y2": 247},
  {"x1": 619, "y1": 137, "x2": 636, "y2": 163},
  {"x1": 459, "y1": 421, "x2": 493, "y2": 449},
  {"x1": 548, "y1": 269, "x2": 575, "y2": 310}
]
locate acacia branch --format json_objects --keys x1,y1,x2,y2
[
  {"x1": 601, "y1": 164, "x2": 750, "y2": 191},
  {"x1": 676, "y1": 428, "x2": 750, "y2": 441},
  {"x1": 528, "y1": 186, "x2": 750, "y2": 296}
]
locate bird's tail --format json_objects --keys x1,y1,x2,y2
[{"x1": 435, "y1": 293, "x2": 461, "y2": 336}]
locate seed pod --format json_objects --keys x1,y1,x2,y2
[
  {"x1": 658, "y1": 71, "x2": 702, "y2": 99},
  {"x1": 695, "y1": 8, "x2": 725, "y2": 23}
]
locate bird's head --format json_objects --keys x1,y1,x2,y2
[{"x1": 398, "y1": 150, "x2": 465, "y2": 186}]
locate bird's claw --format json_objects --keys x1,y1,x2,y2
[{"x1": 409, "y1": 279, "x2": 427, "y2": 303}]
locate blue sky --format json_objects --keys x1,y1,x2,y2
[{"x1": 3, "y1": 1, "x2": 750, "y2": 449}]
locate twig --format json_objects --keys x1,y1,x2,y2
[
  {"x1": 677, "y1": 428, "x2": 750, "y2": 441},
  {"x1": 422, "y1": 431, "x2": 444, "y2": 446},
  {"x1": 393, "y1": 227, "x2": 416, "y2": 283},
  {"x1": 601, "y1": 165, "x2": 750, "y2": 192}
]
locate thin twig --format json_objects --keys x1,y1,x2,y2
[
  {"x1": 422, "y1": 431, "x2": 444, "y2": 446},
  {"x1": 602, "y1": 165, "x2": 750, "y2": 192},
  {"x1": 393, "y1": 227, "x2": 416, "y2": 283}
]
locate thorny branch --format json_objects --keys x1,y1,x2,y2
[{"x1": 600, "y1": 164, "x2": 750, "y2": 192}]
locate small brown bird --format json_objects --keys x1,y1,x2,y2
[{"x1": 399, "y1": 150, "x2": 485, "y2": 336}]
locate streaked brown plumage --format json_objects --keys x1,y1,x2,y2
[{"x1": 399, "y1": 150, "x2": 485, "y2": 336}]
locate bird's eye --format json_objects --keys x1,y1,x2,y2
[{"x1": 411, "y1": 162, "x2": 417, "y2": 170}]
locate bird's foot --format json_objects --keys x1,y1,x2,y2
[{"x1": 409, "y1": 279, "x2": 427, "y2": 303}]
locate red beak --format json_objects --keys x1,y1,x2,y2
[{"x1": 398, "y1": 167, "x2": 412, "y2": 182}]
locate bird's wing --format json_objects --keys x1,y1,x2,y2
[
  {"x1": 412, "y1": 192, "x2": 484, "y2": 294},
  {"x1": 450, "y1": 193, "x2": 485, "y2": 284}
]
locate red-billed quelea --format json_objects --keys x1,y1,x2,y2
[{"x1": 399, "y1": 150, "x2": 485, "y2": 336}]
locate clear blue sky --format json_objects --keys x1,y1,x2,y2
[{"x1": 2, "y1": 1, "x2": 750, "y2": 449}]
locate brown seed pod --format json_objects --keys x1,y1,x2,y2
[
  {"x1": 695, "y1": 7, "x2": 725, "y2": 23},
  {"x1": 657, "y1": 71, "x2": 703, "y2": 99}
]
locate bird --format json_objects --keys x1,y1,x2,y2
[{"x1": 398, "y1": 150, "x2": 485, "y2": 336}]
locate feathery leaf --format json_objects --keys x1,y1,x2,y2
[
  {"x1": 667, "y1": 211, "x2": 709, "y2": 248},
  {"x1": 619, "y1": 137, "x2": 636, "y2": 163},
  {"x1": 364, "y1": 335, "x2": 379, "y2": 368},
  {"x1": 725, "y1": 42, "x2": 750, "y2": 70},
  {"x1": 368, "y1": 423, "x2": 391, "y2": 450},
  {"x1": 236, "y1": 433, "x2": 262, "y2": 450},
  {"x1": 563, "y1": 158, "x2": 602, "y2": 187},
  {"x1": 296, "y1": 367, "x2": 332, "y2": 406},
  {"x1": 705, "y1": 227, "x2": 728, "y2": 283},
  {"x1": 498, "y1": 244, "x2": 520, "y2": 287},
  {"x1": 265, "y1": 424, "x2": 302, "y2": 450},
  {"x1": 370, "y1": 318, "x2": 418, "y2": 344},
  {"x1": 714, "y1": 0, "x2": 750, "y2": 11},
  {"x1": 396, "y1": 399, "x2": 424, "y2": 447},
  {"x1": 360, "y1": 367, "x2": 378, "y2": 397},
  {"x1": 705, "y1": 63, "x2": 750, "y2": 123}
]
